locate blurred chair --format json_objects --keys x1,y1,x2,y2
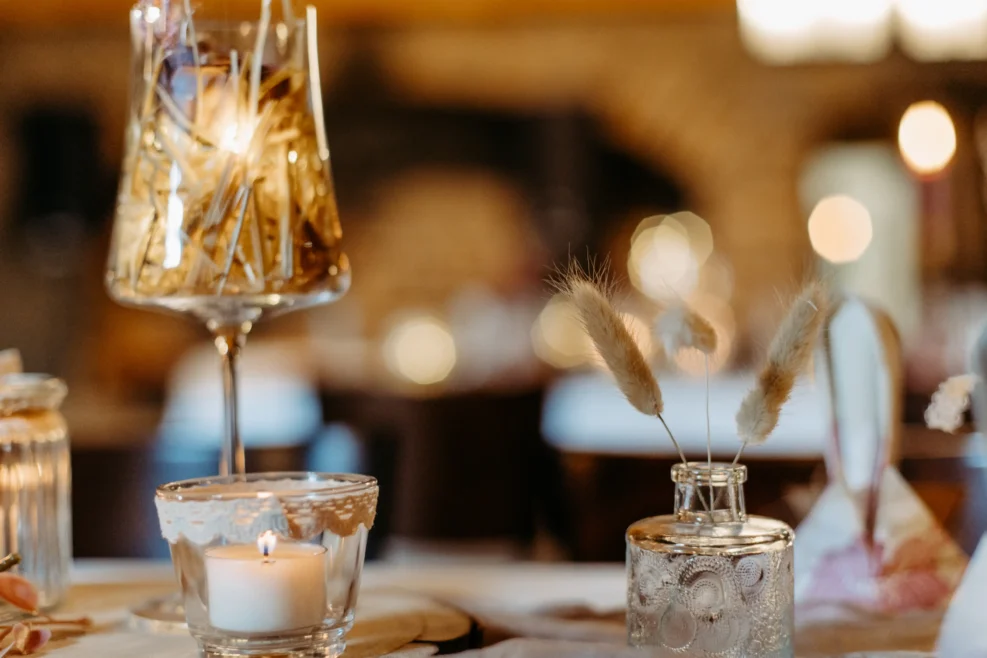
[{"x1": 333, "y1": 389, "x2": 546, "y2": 563}]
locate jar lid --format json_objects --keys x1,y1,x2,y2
[{"x1": 0, "y1": 374, "x2": 67, "y2": 415}]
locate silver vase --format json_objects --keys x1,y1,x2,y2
[{"x1": 626, "y1": 462, "x2": 794, "y2": 657}]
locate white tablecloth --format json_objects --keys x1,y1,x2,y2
[{"x1": 44, "y1": 560, "x2": 938, "y2": 657}]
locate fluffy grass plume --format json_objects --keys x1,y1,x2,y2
[
  {"x1": 562, "y1": 271, "x2": 662, "y2": 416},
  {"x1": 556, "y1": 260, "x2": 700, "y2": 473},
  {"x1": 655, "y1": 304, "x2": 718, "y2": 356},
  {"x1": 736, "y1": 281, "x2": 828, "y2": 446}
]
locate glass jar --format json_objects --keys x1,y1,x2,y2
[
  {"x1": 0, "y1": 374, "x2": 71, "y2": 612},
  {"x1": 155, "y1": 472, "x2": 377, "y2": 658},
  {"x1": 626, "y1": 463, "x2": 794, "y2": 657}
]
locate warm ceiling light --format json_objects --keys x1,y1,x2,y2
[
  {"x1": 897, "y1": 0, "x2": 987, "y2": 61},
  {"x1": 737, "y1": 0, "x2": 814, "y2": 34},
  {"x1": 807, "y1": 195, "x2": 874, "y2": 264},
  {"x1": 737, "y1": 0, "x2": 892, "y2": 63},
  {"x1": 384, "y1": 315, "x2": 457, "y2": 385},
  {"x1": 737, "y1": 0, "x2": 816, "y2": 63},
  {"x1": 897, "y1": 101, "x2": 957, "y2": 175}
]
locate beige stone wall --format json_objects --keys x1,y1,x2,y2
[{"x1": 0, "y1": 18, "x2": 977, "y2": 349}]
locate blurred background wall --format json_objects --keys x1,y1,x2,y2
[{"x1": 1, "y1": 0, "x2": 985, "y2": 561}]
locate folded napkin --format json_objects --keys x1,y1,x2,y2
[
  {"x1": 795, "y1": 467, "x2": 966, "y2": 615},
  {"x1": 798, "y1": 299, "x2": 966, "y2": 620}
]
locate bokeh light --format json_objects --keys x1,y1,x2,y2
[
  {"x1": 531, "y1": 295, "x2": 593, "y2": 369},
  {"x1": 384, "y1": 314, "x2": 457, "y2": 385},
  {"x1": 898, "y1": 101, "x2": 957, "y2": 174},
  {"x1": 673, "y1": 212, "x2": 714, "y2": 266},
  {"x1": 628, "y1": 214, "x2": 713, "y2": 301},
  {"x1": 807, "y1": 195, "x2": 874, "y2": 264},
  {"x1": 532, "y1": 296, "x2": 654, "y2": 370}
]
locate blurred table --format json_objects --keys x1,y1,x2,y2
[
  {"x1": 39, "y1": 560, "x2": 944, "y2": 656},
  {"x1": 543, "y1": 372, "x2": 987, "y2": 558},
  {"x1": 543, "y1": 373, "x2": 827, "y2": 458}
]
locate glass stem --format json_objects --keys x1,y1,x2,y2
[
  {"x1": 213, "y1": 328, "x2": 247, "y2": 476},
  {"x1": 705, "y1": 355, "x2": 714, "y2": 523}
]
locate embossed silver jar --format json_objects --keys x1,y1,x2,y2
[{"x1": 626, "y1": 463, "x2": 794, "y2": 657}]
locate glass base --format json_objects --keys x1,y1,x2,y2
[
  {"x1": 127, "y1": 593, "x2": 188, "y2": 634},
  {"x1": 197, "y1": 626, "x2": 346, "y2": 658},
  {"x1": 200, "y1": 642, "x2": 344, "y2": 658}
]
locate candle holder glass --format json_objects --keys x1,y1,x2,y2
[{"x1": 155, "y1": 472, "x2": 377, "y2": 658}]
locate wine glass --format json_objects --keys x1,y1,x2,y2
[
  {"x1": 105, "y1": 0, "x2": 349, "y2": 629},
  {"x1": 107, "y1": 0, "x2": 349, "y2": 476}
]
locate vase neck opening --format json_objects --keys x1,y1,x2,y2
[{"x1": 671, "y1": 462, "x2": 747, "y2": 524}]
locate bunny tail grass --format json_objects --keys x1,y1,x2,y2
[
  {"x1": 655, "y1": 304, "x2": 718, "y2": 356},
  {"x1": 736, "y1": 281, "x2": 828, "y2": 448},
  {"x1": 559, "y1": 264, "x2": 709, "y2": 512},
  {"x1": 566, "y1": 278, "x2": 662, "y2": 417}
]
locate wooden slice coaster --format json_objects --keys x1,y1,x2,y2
[{"x1": 346, "y1": 589, "x2": 475, "y2": 657}]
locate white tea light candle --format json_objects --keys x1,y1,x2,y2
[{"x1": 205, "y1": 532, "x2": 327, "y2": 633}]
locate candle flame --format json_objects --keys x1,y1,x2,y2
[{"x1": 257, "y1": 531, "x2": 277, "y2": 558}]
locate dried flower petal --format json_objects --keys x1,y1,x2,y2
[
  {"x1": 926, "y1": 374, "x2": 979, "y2": 433},
  {"x1": 16, "y1": 627, "x2": 50, "y2": 655},
  {"x1": 4, "y1": 625, "x2": 27, "y2": 656},
  {"x1": 0, "y1": 575, "x2": 38, "y2": 613},
  {"x1": 3, "y1": 623, "x2": 49, "y2": 655}
]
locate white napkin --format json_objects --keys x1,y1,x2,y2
[
  {"x1": 936, "y1": 533, "x2": 987, "y2": 657},
  {"x1": 795, "y1": 467, "x2": 966, "y2": 614}
]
